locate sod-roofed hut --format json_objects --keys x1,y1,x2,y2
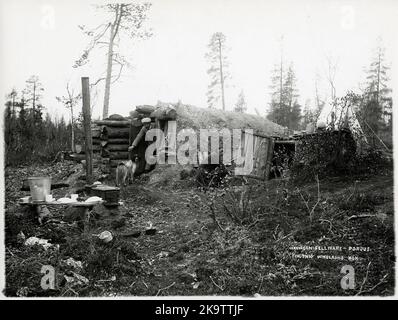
[
  {"x1": 94, "y1": 102, "x2": 285, "y2": 180},
  {"x1": 173, "y1": 103, "x2": 285, "y2": 137}
]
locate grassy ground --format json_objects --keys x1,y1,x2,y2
[{"x1": 3, "y1": 161, "x2": 394, "y2": 297}]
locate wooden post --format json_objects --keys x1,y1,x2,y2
[{"x1": 81, "y1": 77, "x2": 93, "y2": 184}]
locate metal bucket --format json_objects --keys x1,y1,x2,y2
[{"x1": 28, "y1": 177, "x2": 51, "y2": 202}]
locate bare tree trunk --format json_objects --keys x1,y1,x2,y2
[
  {"x1": 314, "y1": 79, "x2": 322, "y2": 121},
  {"x1": 102, "y1": 5, "x2": 124, "y2": 119},
  {"x1": 12, "y1": 95, "x2": 15, "y2": 115},
  {"x1": 279, "y1": 55, "x2": 283, "y2": 110},
  {"x1": 82, "y1": 77, "x2": 93, "y2": 184},
  {"x1": 103, "y1": 23, "x2": 115, "y2": 120},
  {"x1": 326, "y1": 55, "x2": 337, "y2": 101},
  {"x1": 66, "y1": 83, "x2": 76, "y2": 152},
  {"x1": 70, "y1": 105, "x2": 75, "y2": 153},
  {"x1": 279, "y1": 36, "x2": 284, "y2": 123},
  {"x1": 32, "y1": 82, "x2": 36, "y2": 112},
  {"x1": 376, "y1": 49, "x2": 381, "y2": 108},
  {"x1": 315, "y1": 79, "x2": 320, "y2": 108},
  {"x1": 218, "y1": 38, "x2": 225, "y2": 111}
]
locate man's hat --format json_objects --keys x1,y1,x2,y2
[{"x1": 142, "y1": 117, "x2": 151, "y2": 124}]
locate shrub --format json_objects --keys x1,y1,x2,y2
[{"x1": 290, "y1": 129, "x2": 357, "y2": 182}]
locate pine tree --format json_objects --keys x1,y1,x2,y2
[
  {"x1": 4, "y1": 89, "x2": 18, "y2": 151},
  {"x1": 74, "y1": 3, "x2": 152, "y2": 119},
  {"x1": 24, "y1": 75, "x2": 44, "y2": 117},
  {"x1": 267, "y1": 62, "x2": 302, "y2": 129},
  {"x1": 302, "y1": 99, "x2": 315, "y2": 130},
  {"x1": 283, "y1": 64, "x2": 301, "y2": 129},
  {"x1": 267, "y1": 68, "x2": 284, "y2": 125},
  {"x1": 234, "y1": 90, "x2": 247, "y2": 113},
  {"x1": 364, "y1": 44, "x2": 392, "y2": 125},
  {"x1": 289, "y1": 101, "x2": 302, "y2": 131},
  {"x1": 358, "y1": 42, "x2": 393, "y2": 148},
  {"x1": 56, "y1": 83, "x2": 81, "y2": 152},
  {"x1": 314, "y1": 74, "x2": 325, "y2": 122},
  {"x1": 206, "y1": 32, "x2": 230, "y2": 110}
]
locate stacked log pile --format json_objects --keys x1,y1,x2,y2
[
  {"x1": 92, "y1": 124, "x2": 101, "y2": 153},
  {"x1": 93, "y1": 115, "x2": 131, "y2": 169},
  {"x1": 129, "y1": 104, "x2": 177, "y2": 121},
  {"x1": 91, "y1": 105, "x2": 177, "y2": 173}
]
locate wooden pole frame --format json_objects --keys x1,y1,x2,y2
[{"x1": 81, "y1": 77, "x2": 93, "y2": 184}]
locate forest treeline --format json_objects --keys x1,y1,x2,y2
[
  {"x1": 3, "y1": 18, "x2": 393, "y2": 165},
  {"x1": 3, "y1": 76, "x2": 83, "y2": 166},
  {"x1": 206, "y1": 33, "x2": 392, "y2": 148}
]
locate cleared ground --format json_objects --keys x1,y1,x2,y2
[{"x1": 4, "y1": 161, "x2": 394, "y2": 296}]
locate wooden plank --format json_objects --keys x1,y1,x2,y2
[
  {"x1": 251, "y1": 136, "x2": 259, "y2": 177},
  {"x1": 81, "y1": 77, "x2": 93, "y2": 184},
  {"x1": 240, "y1": 134, "x2": 275, "y2": 181},
  {"x1": 258, "y1": 138, "x2": 269, "y2": 180},
  {"x1": 264, "y1": 137, "x2": 274, "y2": 181}
]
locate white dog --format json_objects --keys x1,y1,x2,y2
[{"x1": 116, "y1": 156, "x2": 138, "y2": 186}]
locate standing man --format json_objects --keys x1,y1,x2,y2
[
  {"x1": 128, "y1": 117, "x2": 153, "y2": 171},
  {"x1": 128, "y1": 117, "x2": 152, "y2": 152}
]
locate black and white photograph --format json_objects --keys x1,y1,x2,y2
[{"x1": 0, "y1": 0, "x2": 396, "y2": 299}]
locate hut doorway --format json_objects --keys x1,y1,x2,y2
[
  {"x1": 236, "y1": 132, "x2": 275, "y2": 181},
  {"x1": 269, "y1": 140, "x2": 296, "y2": 179}
]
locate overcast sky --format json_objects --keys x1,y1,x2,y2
[{"x1": 0, "y1": 0, "x2": 397, "y2": 121}]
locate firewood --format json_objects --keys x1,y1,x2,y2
[
  {"x1": 91, "y1": 128, "x2": 101, "y2": 138},
  {"x1": 101, "y1": 126, "x2": 130, "y2": 139},
  {"x1": 104, "y1": 144, "x2": 129, "y2": 151},
  {"x1": 136, "y1": 105, "x2": 155, "y2": 114},
  {"x1": 94, "y1": 120, "x2": 131, "y2": 127},
  {"x1": 150, "y1": 105, "x2": 177, "y2": 120},
  {"x1": 100, "y1": 138, "x2": 130, "y2": 147}
]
